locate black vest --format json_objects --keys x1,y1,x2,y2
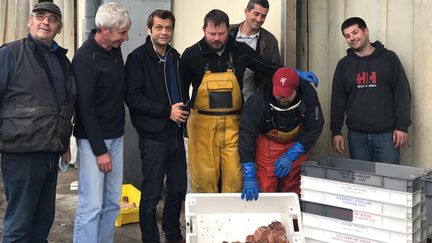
[{"x1": 0, "y1": 38, "x2": 76, "y2": 153}]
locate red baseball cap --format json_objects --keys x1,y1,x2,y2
[{"x1": 272, "y1": 67, "x2": 299, "y2": 97}]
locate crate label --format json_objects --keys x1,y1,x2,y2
[
  {"x1": 336, "y1": 195, "x2": 372, "y2": 208},
  {"x1": 336, "y1": 171, "x2": 379, "y2": 186},
  {"x1": 353, "y1": 211, "x2": 377, "y2": 224},
  {"x1": 338, "y1": 184, "x2": 368, "y2": 197},
  {"x1": 340, "y1": 220, "x2": 368, "y2": 233},
  {"x1": 331, "y1": 232, "x2": 372, "y2": 243}
]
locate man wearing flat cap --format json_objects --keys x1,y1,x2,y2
[
  {"x1": 238, "y1": 67, "x2": 323, "y2": 201},
  {"x1": 0, "y1": 2, "x2": 75, "y2": 242}
]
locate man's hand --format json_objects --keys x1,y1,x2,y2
[
  {"x1": 296, "y1": 70, "x2": 319, "y2": 87},
  {"x1": 170, "y1": 102, "x2": 189, "y2": 123},
  {"x1": 393, "y1": 130, "x2": 408, "y2": 149},
  {"x1": 273, "y1": 156, "x2": 293, "y2": 178},
  {"x1": 241, "y1": 162, "x2": 260, "y2": 201},
  {"x1": 59, "y1": 147, "x2": 71, "y2": 172},
  {"x1": 61, "y1": 147, "x2": 71, "y2": 163},
  {"x1": 96, "y1": 152, "x2": 112, "y2": 173},
  {"x1": 332, "y1": 135, "x2": 345, "y2": 153}
]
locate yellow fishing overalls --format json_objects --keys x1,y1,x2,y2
[{"x1": 187, "y1": 65, "x2": 243, "y2": 192}]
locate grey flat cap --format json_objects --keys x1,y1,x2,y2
[{"x1": 32, "y1": 2, "x2": 62, "y2": 18}]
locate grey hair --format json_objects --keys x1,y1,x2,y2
[{"x1": 95, "y1": 2, "x2": 131, "y2": 30}]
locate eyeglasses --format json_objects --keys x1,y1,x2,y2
[{"x1": 33, "y1": 13, "x2": 60, "y2": 24}]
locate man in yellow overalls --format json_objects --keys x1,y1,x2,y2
[{"x1": 180, "y1": 9, "x2": 318, "y2": 193}]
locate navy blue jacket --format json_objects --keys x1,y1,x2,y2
[
  {"x1": 125, "y1": 36, "x2": 185, "y2": 142},
  {"x1": 239, "y1": 80, "x2": 324, "y2": 162},
  {"x1": 73, "y1": 30, "x2": 125, "y2": 155}
]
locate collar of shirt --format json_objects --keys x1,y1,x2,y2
[
  {"x1": 235, "y1": 25, "x2": 260, "y2": 50},
  {"x1": 235, "y1": 24, "x2": 260, "y2": 39}
]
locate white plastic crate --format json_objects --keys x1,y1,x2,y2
[
  {"x1": 301, "y1": 187, "x2": 423, "y2": 219},
  {"x1": 185, "y1": 193, "x2": 304, "y2": 243},
  {"x1": 302, "y1": 176, "x2": 422, "y2": 207},
  {"x1": 302, "y1": 213, "x2": 425, "y2": 242},
  {"x1": 301, "y1": 157, "x2": 431, "y2": 192},
  {"x1": 302, "y1": 201, "x2": 423, "y2": 234}
]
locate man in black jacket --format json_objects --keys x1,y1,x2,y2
[
  {"x1": 72, "y1": 3, "x2": 131, "y2": 243},
  {"x1": 125, "y1": 9, "x2": 188, "y2": 243},
  {"x1": 0, "y1": 2, "x2": 75, "y2": 242},
  {"x1": 330, "y1": 17, "x2": 411, "y2": 164},
  {"x1": 239, "y1": 67, "x2": 324, "y2": 201}
]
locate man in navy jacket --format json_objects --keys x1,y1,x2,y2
[{"x1": 125, "y1": 9, "x2": 188, "y2": 243}]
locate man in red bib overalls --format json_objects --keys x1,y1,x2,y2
[{"x1": 239, "y1": 67, "x2": 324, "y2": 200}]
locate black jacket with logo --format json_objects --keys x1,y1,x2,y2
[{"x1": 330, "y1": 41, "x2": 411, "y2": 136}]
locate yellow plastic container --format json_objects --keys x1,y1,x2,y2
[{"x1": 115, "y1": 184, "x2": 141, "y2": 227}]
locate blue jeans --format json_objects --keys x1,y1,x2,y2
[
  {"x1": 348, "y1": 130, "x2": 400, "y2": 164},
  {"x1": 1, "y1": 152, "x2": 59, "y2": 243},
  {"x1": 138, "y1": 132, "x2": 187, "y2": 243},
  {"x1": 73, "y1": 137, "x2": 124, "y2": 243}
]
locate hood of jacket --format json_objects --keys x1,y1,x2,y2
[{"x1": 346, "y1": 41, "x2": 386, "y2": 60}]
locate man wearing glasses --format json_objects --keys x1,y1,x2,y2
[{"x1": 0, "y1": 2, "x2": 75, "y2": 242}]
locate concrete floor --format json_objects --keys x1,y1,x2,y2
[{"x1": 0, "y1": 166, "x2": 186, "y2": 243}]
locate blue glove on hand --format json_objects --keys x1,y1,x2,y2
[
  {"x1": 296, "y1": 70, "x2": 319, "y2": 87},
  {"x1": 273, "y1": 157, "x2": 293, "y2": 178},
  {"x1": 241, "y1": 162, "x2": 260, "y2": 201},
  {"x1": 273, "y1": 142, "x2": 305, "y2": 178}
]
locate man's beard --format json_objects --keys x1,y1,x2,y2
[
  {"x1": 208, "y1": 40, "x2": 225, "y2": 52},
  {"x1": 277, "y1": 101, "x2": 291, "y2": 109}
]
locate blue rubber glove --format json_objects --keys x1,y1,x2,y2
[
  {"x1": 296, "y1": 70, "x2": 319, "y2": 87},
  {"x1": 241, "y1": 162, "x2": 260, "y2": 201},
  {"x1": 273, "y1": 142, "x2": 305, "y2": 178},
  {"x1": 274, "y1": 157, "x2": 292, "y2": 178}
]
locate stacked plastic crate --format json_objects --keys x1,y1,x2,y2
[
  {"x1": 421, "y1": 176, "x2": 432, "y2": 242},
  {"x1": 300, "y1": 157, "x2": 430, "y2": 243}
]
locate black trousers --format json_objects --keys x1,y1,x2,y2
[
  {"x1": 138, "y1": 131, "x2": 187, "y2": 243},
  {"x1": 1, "y1": 152, "x2": 59, "y2": 243}
]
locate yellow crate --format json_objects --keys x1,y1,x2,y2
[{"x1": 115, "y1": 184, "x2": 140, "y2": 227}]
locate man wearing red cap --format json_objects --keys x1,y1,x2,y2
[{"x1": 238, "y1": 67, "x2": 324, "y2": 200}]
